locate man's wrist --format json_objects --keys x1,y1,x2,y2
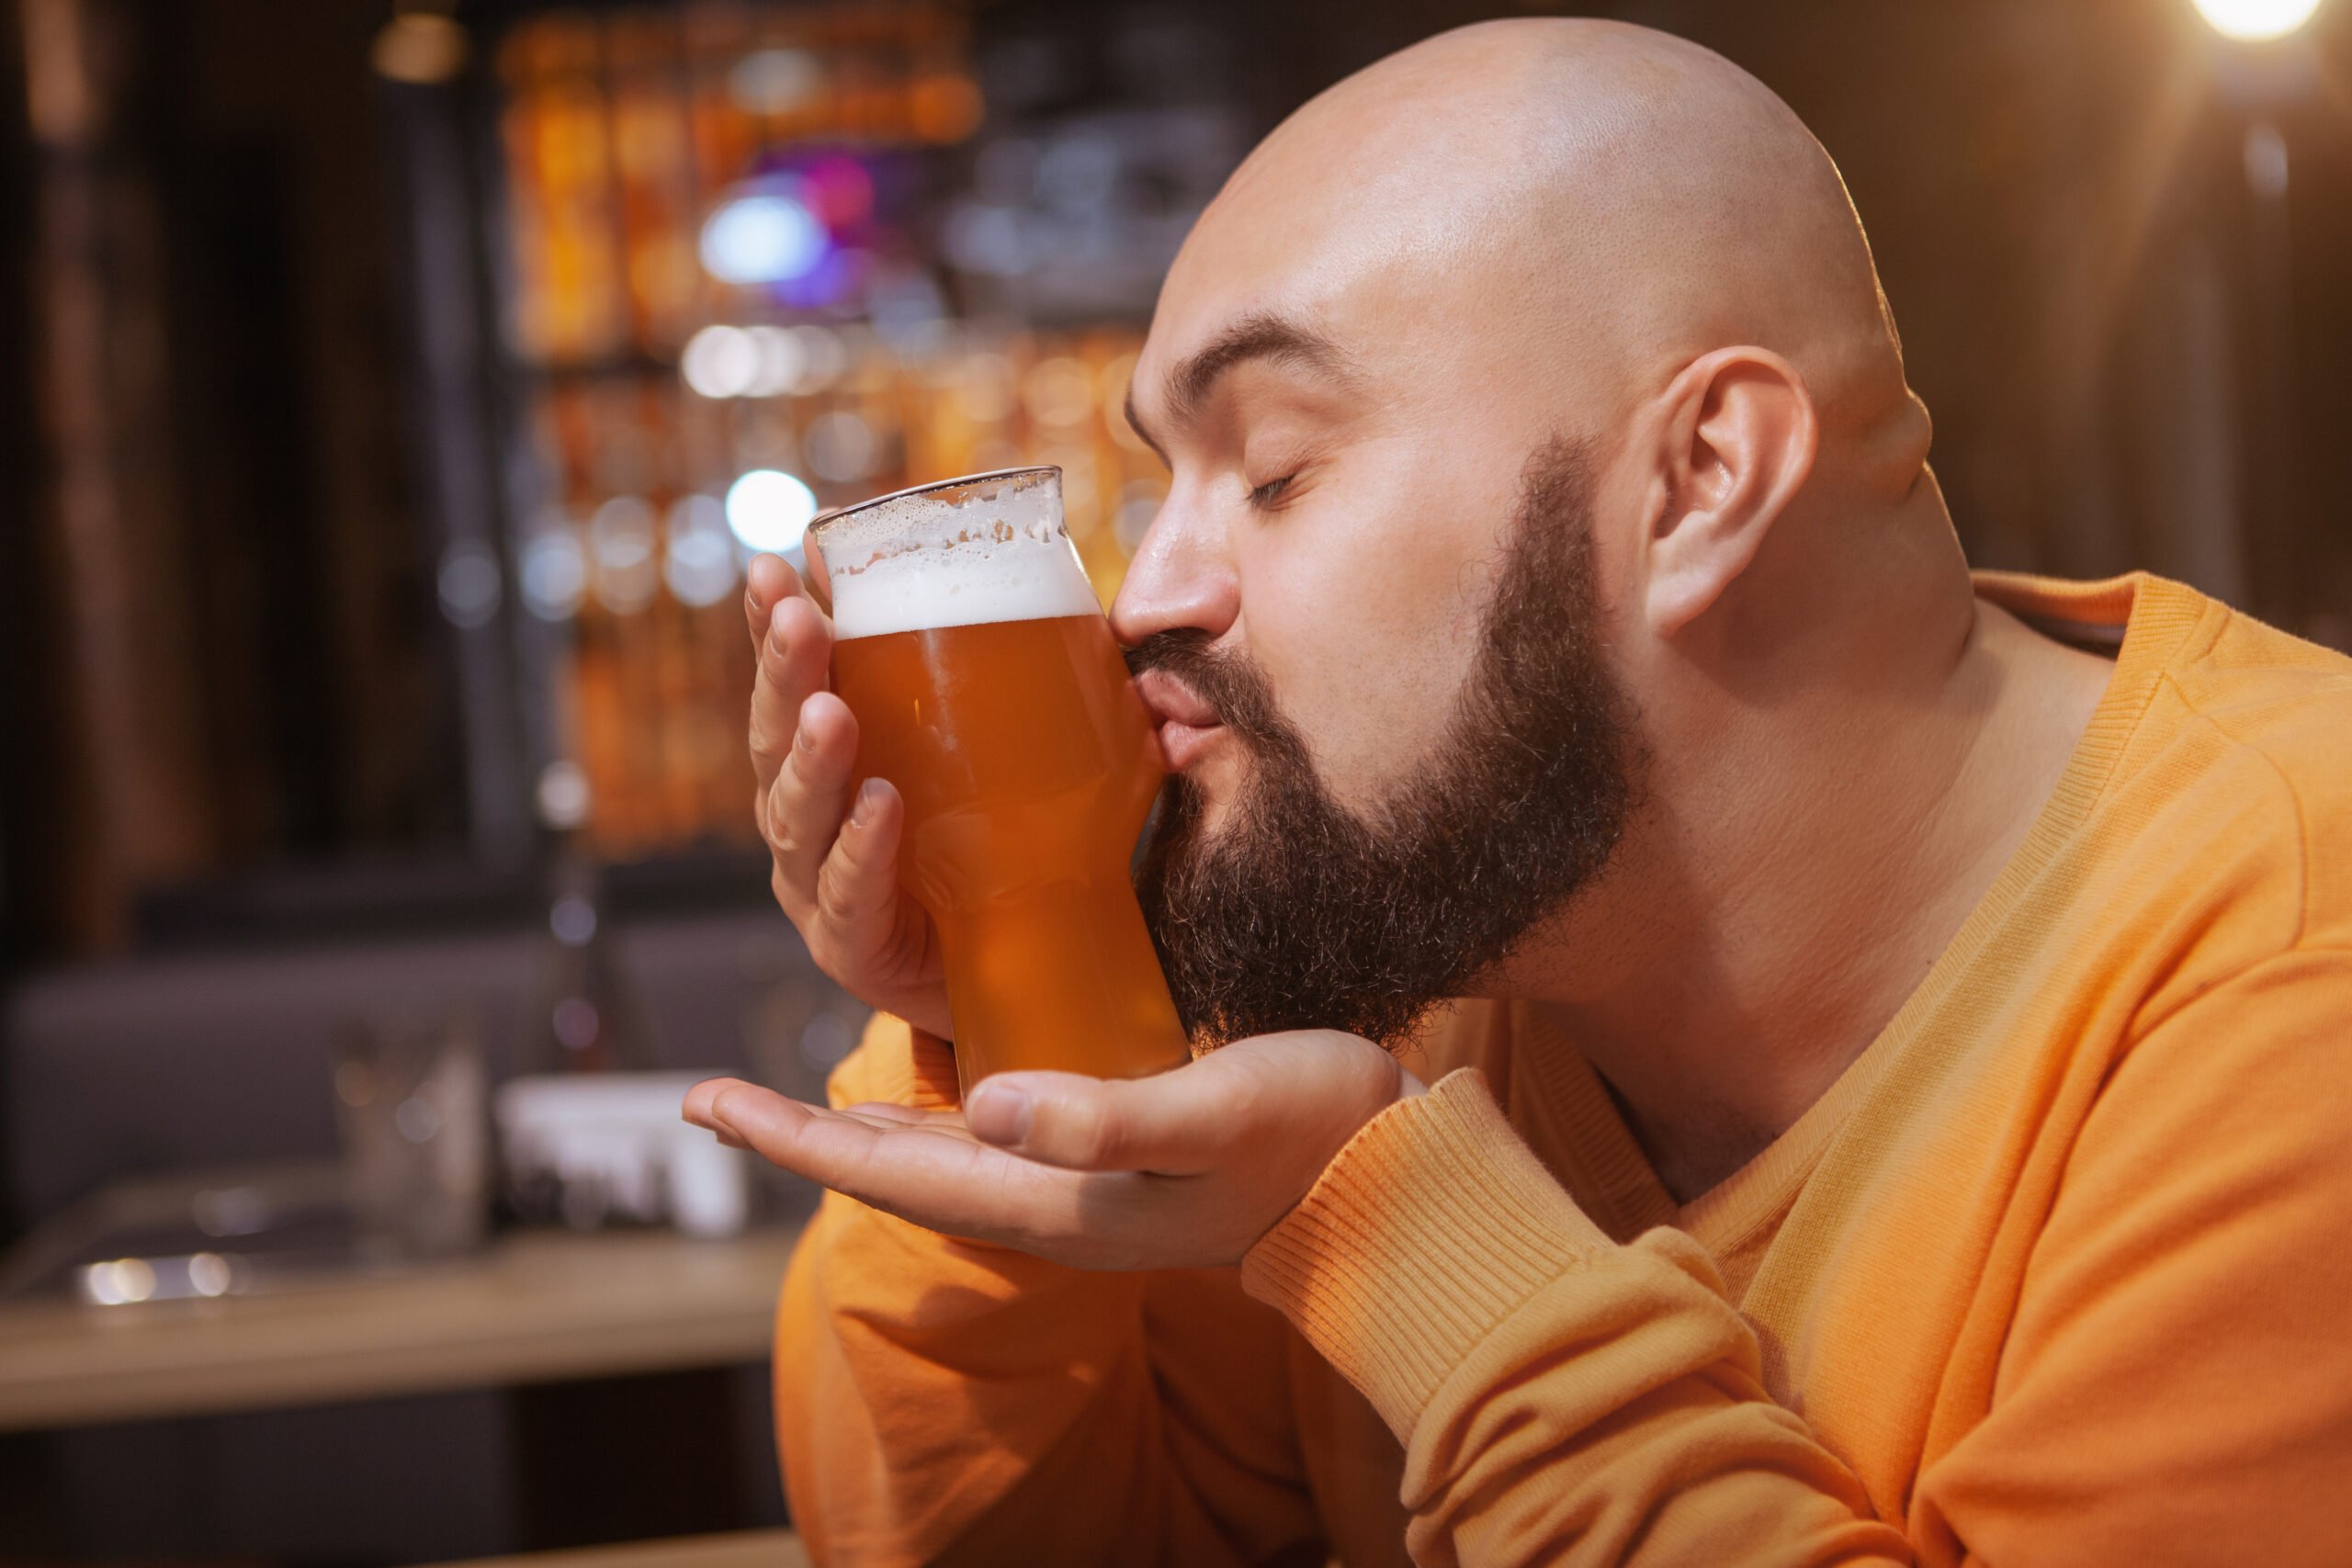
[{"x1": 1239, "y1": 1067, "x2": 1610, "y2": 1436}]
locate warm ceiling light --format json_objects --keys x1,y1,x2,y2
[
  {"x1": 372, "y1": 12, "x2": 469, "y2": 85},
  {"x1": 2192, "y1": 0, "x2": 2325, "y2": 41}
]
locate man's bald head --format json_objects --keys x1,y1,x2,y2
[
  {"x1": 1111, "y1": 18, "x2": 2052, "y2": 1092},
  {"x1": 1147, "y1": 18, "x2": 1920, "y2": 469},
  {"x1": 1115, "y1": 18, "x2": 1984, "y2": 1043}
]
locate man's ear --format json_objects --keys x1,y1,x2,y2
[{"x1": 1639, "y1": 347, "x2": 1818, "y2": 637}]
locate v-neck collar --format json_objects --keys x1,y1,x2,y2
[{"x1": 1499, "y1": 571, "x2": 2213, "y2": 1255}]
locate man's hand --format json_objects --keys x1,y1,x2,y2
[
  {"x1": 745, "y1": 552, "x2": 955, "y2": 1040},
  {"x1": 684, "y1": 1031, "x2": 1425, "y2": 1270}
]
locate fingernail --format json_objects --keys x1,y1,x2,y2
[
  {"x1": 849, "y1": 777, "x2": 886, "y2": 828},
  {"x1": 703, "y1": 1086, "x2": 745, "y2": 1137},
  {"x1": 967, "y1": 1081, "x2": 1032, "y2": 1145}
]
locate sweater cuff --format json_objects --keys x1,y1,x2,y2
[
  {"x1": 903, "y1": 1026, "x2": 962, "y2": 1110},
  {"x1": 827, "y1": 1014, "x2": 963, "y2": 1111},
  {"x1": 1239, "y1": 1066, "x2": 1613, "y2": 1437}
]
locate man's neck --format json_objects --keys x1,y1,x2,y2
[{"x1": 1500, "y1": 568, "x2": 2116, "y2": 1204}]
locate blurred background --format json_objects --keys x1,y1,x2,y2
[{"x1": 0, "y1": 0, "x2": 2346, "y2": 1562}]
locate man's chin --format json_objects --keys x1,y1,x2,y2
[
  {"x1": 1186, "y1": 791, "x2": 1245, "y2": 847},
  {"x1": 1152, "y1": 761, "x2": 1246, "y2": 849}
]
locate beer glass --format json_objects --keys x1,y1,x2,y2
[{"x1": 808, "y1": 467, "x2": 1192, "y2": 1096}]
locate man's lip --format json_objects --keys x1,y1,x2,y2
[
  {"x1": 1157, "y1": 718, "x2": 1222, "y2": 773},
  {"x1": 1133, "y1": 669, "x2": 1220, "y2": 728}
]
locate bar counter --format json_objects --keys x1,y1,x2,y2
[{"x1": 0, "y1": 1225, "x2": 799, "y2": 1432}]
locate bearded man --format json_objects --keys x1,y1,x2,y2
[{"x1": 685, "y1": 18, "x2": 2352, "y2": 1566}]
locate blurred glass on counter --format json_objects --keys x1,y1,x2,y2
[{"x1": 334, "y1": 1011, "x2": 492, "y2": 1259}]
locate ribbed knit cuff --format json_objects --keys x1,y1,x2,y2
[
  {"x1": 828, "y1": 1015, "x2": 963, "y2": 1111},
  {"x1": 903, "y1": 1026, "x2": 962, "y2": 1110},
  {"x1": 1239, "y1": 1067, "x2": 1613, "y2": 1438}
]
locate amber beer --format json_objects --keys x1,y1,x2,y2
[{"x1": 811, "y1": 468, "x2": 1192, "y2": 1095}]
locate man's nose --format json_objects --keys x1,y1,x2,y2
[{"x1": 1109, "y1": 488, "x2": 1239, "y2": 649}]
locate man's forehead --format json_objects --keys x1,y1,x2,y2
[
  {"x1": 1133, "y1": 233, "x2": 1437, "y2": 427},
  {"x1": 1136, "y1": 152, "x2": 1515, "y2": 418}
]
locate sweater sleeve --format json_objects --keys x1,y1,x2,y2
[
  {"x1": 774, "y1": 1013, "x2": 1327, "y2": 1568},
  {"x1": 1914, "y1": 947, "x2": 2352, "y2": 1565},
  {"x1": 1242, "y1": 949, "x2": 2352, "y2": 1567},
  {"x1": 1239, "y1": 1068, "x2": 1914, "y2": 1568}
]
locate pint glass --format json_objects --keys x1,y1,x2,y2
[{"x1": 808, "y1": 468, "x2": 1193, "y2": 1096}]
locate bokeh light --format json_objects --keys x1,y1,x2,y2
[
  {"x1": 1022, "y1": 355, "x2": 1097, "y2": 426},
  {"x1": 371, "y1": 13, "x2": 469, "y2": 85},
  {"x1": 952, "y1": 353, "x2": 1016, "y2": 423},
  {"x1": 518, "y1": 522, "x2": 587, "y2": 621},
  {"x1": 187, "y1": 1252, "x2": 234, "y2": 1299},
  {"x1": 1116, "y1": 480, "x2": 1166, "y2": 555},
  {"x1": 663, "y1": 495, "x2": 739, "y2": 606},
  {"x1": 728, "y1": 48, "x2": 821, "y2": 115},
  {"x1": 680, "y1": 324, "x2": 759, "y2": 398},
  {"x1": 589, "y1": 496, "x2": 660, "y2": 615},
  {"x1": 84, "y1": 1258, "x2": 158, "y2": 1306},
  {"x1": 725, "y1": 468, "x2": 819, "y2": 555},
  {"x1": 744, "y1": 325, "x2": 804, "y2": 396},
  {"x1": 2245, "y1": 122, "x2": 2290, "y2": 196},
  {"x1": 2191, "y1": 0, "x2": 2325, "y2": 40},
  {"x1": 537, "y1": 759, "x2": 592, "y2": 830},
  {"x1": 435, "y1": 541, "x2": 503, "y2": 628},
  {"x1": 943, "y1": 205, "x2": 1026, "y2": 276},
  {"x1": 799, "y1": 155, "x2": 876, "y2": 229},
  {"x1": 699, "y1": 186, "x2": 829, "y2": 285},
  {"x1": 789, "y1": 324, "x2": 848, "y2": 392},
  {"x1": 804, "y1": 411, "x2": 878, "y2": 482}
]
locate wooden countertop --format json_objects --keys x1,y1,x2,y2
[
  {"x1": 0, "y1": 1225, "x2": 800, "y2": 1432},
  {"x1": 419, "y1": 1528, "x2": 808, "y2": 1568}
]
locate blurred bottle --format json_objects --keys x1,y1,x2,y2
[{"x1": 526, "y1": 822, "x2": 652, "y2": 1077}]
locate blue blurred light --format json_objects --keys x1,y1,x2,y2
[
  {"x1": 725, "y1": 469, "x2": 819, "y2": 558},
  {"x1": 700, "y1": 189, "x2": 828, "y2": 286}
]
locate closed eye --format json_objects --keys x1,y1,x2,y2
[{"x1": 1248, "y1": 474, "x2": 1295, "y2": 510}]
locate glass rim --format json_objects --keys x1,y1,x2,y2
[{"x1": 806, "y1": 465, "x2": 1060, "y2": 547}]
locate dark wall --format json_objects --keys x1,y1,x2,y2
[
  {"x1": 0, "y1": 4, "x2": 64, "y2": 972},
  {"x1": 3, "y1": 0, "x2": 463, "y2": 965},
  {"x1": 145, "y1": 0, "x2": 452, "y2": 862}
]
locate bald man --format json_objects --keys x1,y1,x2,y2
[{"x1": 689, "y1": 19, "x2": 2352, "y2": 1566}]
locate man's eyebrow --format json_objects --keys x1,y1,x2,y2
[{"x1": 1123, "y1": 311, "x2": 1356, "y2": 458}]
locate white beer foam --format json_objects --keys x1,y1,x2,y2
[
  {"x1": 828, "y1": 547, "x2": 1100, "y2": 640},
  {"x1": 820, "y1": 472, "x2": 1101, "y2": 640}
]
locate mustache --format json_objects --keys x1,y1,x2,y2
[{"x1": 1122, "y1": 630, "x2": 1296, "y2": 754}]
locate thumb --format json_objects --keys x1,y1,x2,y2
[
  {"x1": 967, "y1": 1064, "x2": 1234, "y2": 1173},
  {"x1": 964, "y1": 1033, "x2": 1398, "y2": 1175}
]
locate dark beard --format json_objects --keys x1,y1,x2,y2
[{"x1": 1129, "y1": 436, "x2": 1640, "y2": 1047}]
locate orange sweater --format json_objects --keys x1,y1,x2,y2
[{"x1": 774, "y1": 572, "x2": 2352, "y2": 1566}]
